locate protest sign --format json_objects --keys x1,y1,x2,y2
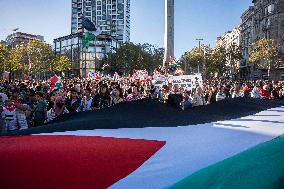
[{"x1": 168, "y1": 74, "x2": 203, "y2": 90}]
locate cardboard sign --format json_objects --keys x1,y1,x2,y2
[{"x1": 168, "y1": 74, "x2": 203, "y2": 90}]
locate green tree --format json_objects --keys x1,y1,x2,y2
[
  {"x1": 7, "y1": 44, "x2": 26, "y2": 73},
  {"x1": 51, "y1": 55, "x2": 72, "y2": 72},
  {"x1": 249, "y1": 38, "x2": 282, "y2": 77},
  {"x1": 209, "y1": 46, "x2": 227, "y2": 77},
  {"x1": 106, "y1": 43, "x2": 163, "y2": 75},
  {"x1": 141, "y1": 43, "x2": 164, "y2": 72},
  {"x1": 26, "y1": 39, "x2": 54, "y2": 74},
  {"x1": 226, "y1": 43, "x2": 242, "y2": 77},
  {"x1": 0, "y1": 43, "x2": 9, "y2": 72},
  {"x1": 180, "y1": 45, "x2": 212, "y2": 76}
]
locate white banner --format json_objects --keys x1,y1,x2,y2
[
  {"x1": 168, "y1": 74, "x2": 203, "y2": 90},
  {"x1": 153, "y1": 75, "x2": 168, "y2": 88}
]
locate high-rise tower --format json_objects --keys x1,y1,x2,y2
[
  {"x1": 71, "y1": 0, "x2": 130, "y2": 44},
  {"x1": 163, "y1": 0, "x2": 174, "y2": 68}
]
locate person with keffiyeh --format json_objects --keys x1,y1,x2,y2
[{"x1": 46, "y1": 96, "x2": 69, "y2": 123}]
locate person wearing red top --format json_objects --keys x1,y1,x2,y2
[{"x1": 260, "y1": 85, "x2": 270, "y2": 99}]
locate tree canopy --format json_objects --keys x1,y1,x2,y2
[{"x1": 106, "y1": 43, "x2": 164, "y2": 75}]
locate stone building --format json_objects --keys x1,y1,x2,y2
[
  {"x1": 215, "y1": 27, "x2": 241, "y2": 50},
  {"x1": 239, "y1": 6, "x2": 255, "y2": 79},
  {"x1": 252, "y1": 0, "x2": 284, "y2": 47},
  {"x1": 215, "y1": 27, "x2": 241, "y2": 77},
  {"x1": 238, "y1": 0, "x2": 284, "y2": 80}
]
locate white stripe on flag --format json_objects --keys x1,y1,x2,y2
[{"x1": 40, "y1": 106, "x2": 284, "y2": 189}]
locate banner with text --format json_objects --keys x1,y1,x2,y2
[{"x1": 168, "y1": 74, "x2": 203, "y2": 90}]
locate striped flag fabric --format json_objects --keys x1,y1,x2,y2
[
  {"x1": 49, "y1": 74, "x2": 62, "y2": 92},
  {"x1": 82, "y1": 32, "x2": 96, "y2": 48},
  {"x1": 1, "y1": 98, "x2": 284, "y2": 189}
]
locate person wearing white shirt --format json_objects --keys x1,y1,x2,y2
[
  {"x1": 216, "y1": 87, "x2": 226, "y2": 102},
  {"x1": 192, "y1": 87, "x2": 205, "y2": 107},
  {"x1": 80, "y1": 89, "x2": 93, "y2": 111}
]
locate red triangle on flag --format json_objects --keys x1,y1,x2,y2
[{"x1": 0, "y1": 135, "x2": 165, "y2": 189}]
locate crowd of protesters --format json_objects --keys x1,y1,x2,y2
[{"x1": 0, "y1": 75, "x2": 284, "y2": 133}]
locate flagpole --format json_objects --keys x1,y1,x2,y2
[
  {"x1": 85, "y1": 46, "x2": 87, "y2": 79},
  {"x1": 83, "y1": 28, "x2": 87, "y2": 79}
]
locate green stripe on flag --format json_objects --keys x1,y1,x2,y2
[
  {"x1": 171, "y1": 134, "x2": 284, "y2": 189},
  {"x1": 83, "y1": 32, "x2": 96, "y2": 48}
]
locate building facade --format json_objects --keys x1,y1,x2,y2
[
  {"x1": 252, "y1": 0, "x2": 284, "y2": 47},
  {"x1": 238, "y1": 0, "x2": 284, "y2": 80},
  {"x1": 216, "y1": 27, "x2": 241, "y2": 50},
  {"x1": 239, "y1": 6, "x2": 255, "y2": 79},
  {"x1": 215, "y1": 27, "x2": 241, "y2": 77},
  {"x1": 71, "y1": 0, "x2": 130, "y2": 44},
  {"x1": 54, "y1": 33, "x2": 119, "y2": 78},
  {"x1": 5, "y1": 32, "x2": 44, "y2": 48}
]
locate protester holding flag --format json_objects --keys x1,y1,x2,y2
[{"x1": 50, "y1": 74, "x2": 62, "y2": 92}]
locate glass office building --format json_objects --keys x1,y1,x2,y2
[
  {"x1": 71, "y1": 0, "x2": 130, "y2": 44},
  {"x1": 54, "y1": 33, "x2": 119, "y2": 78}
]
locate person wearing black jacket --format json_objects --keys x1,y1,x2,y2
[
  {"x1": 65, "y1": 89, "x2": 81, "y2": 113},
  {"x1": 92, "y1": 84, "x2": 111, "y2": 110}
]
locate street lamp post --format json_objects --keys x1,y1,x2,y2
[{"x1": 196, "y1": 38, "x2": 204, "y2": 74}]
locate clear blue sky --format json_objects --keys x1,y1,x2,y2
[{"x1": 0, "y1": 0, "x2": 252, "y2": 58}]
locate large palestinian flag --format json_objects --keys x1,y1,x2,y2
[{"x1": 1, "y1": 98, "x2": 284, "y2": 189}]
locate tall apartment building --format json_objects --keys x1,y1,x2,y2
[{"x1": 71, "y1": 0, "x2": 130, "y2": 44}]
